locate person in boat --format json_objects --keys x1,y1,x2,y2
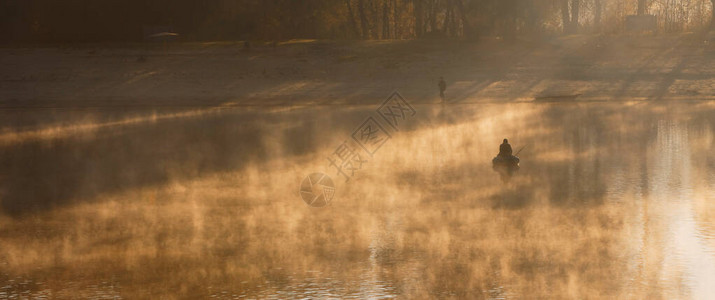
[
  {"x1": 498, "y1": 138, "x2": 512, "y2": 157},
  {"x1": 494, "y1": 139, "x2": 519, "y2": 181}
]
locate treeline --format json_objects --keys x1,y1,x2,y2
[{"x1": 1, "y1": 0, "x2": 714, "y2": 42}]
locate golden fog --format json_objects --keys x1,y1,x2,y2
[{"x1": 2, "y1": 101, "x2": 715, "y2": 298}]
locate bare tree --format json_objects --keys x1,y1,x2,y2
[
  {"x1": 428, "y1": 0, "x2": 438, "y2": 34},
  {"x1": 393, "y1": 0, "x2": 401, "y2": 38},
  {"x1": 594, "y1": 0, "x2": 603, "y2": 30},
  {"x1": 358, "y1": 0, "x2": 371, "y2": 38},
  {"x1": 383, "y1": 0, "x2": 391, "y2": 38},
  {"x1": 561, "y1": 0, "x2": 580, "y2": 33},
  {"x1": 638, "y1": 0, "x2": 648, "y2": 15},
  {"x1": 454, "y1": 0, "x2": 474, "y2": 38},
  {"x1": 345, "y1": 0, "x2": 361, "y2": 38},
  {"x1": 414, "y1": 0, "x2": 424, "y2": 37}
]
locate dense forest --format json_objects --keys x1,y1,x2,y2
[{"x1": 1, "y1": 0, "x2": 714, "y2": 42}]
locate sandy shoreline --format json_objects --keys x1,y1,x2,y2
[{"x1": 2, "y1": 34, "x2": 715, "y2": 109}]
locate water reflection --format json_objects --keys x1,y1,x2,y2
[{"x1": 1, "y1": 102, "x2": 715, "y2": 298}]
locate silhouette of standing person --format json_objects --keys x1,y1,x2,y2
[
  {"x1": 498, "y1": 139, "x2": 512, "y2": 157},
  {"x1": 438, "y1": 77, "x2": 447, "y2": 102}
]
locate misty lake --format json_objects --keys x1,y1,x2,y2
[{"x1": 1, "y1": 100, "x2": 715, "y2": 298}]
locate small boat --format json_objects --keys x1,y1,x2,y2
[
  {"x1": 492, "y1": 155, "x2": 520, "y2": 182},
  {"x1": 493, "y1": 155, "x2": 520, "y2": 168}
]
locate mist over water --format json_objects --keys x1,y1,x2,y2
[{"x1": 1, "y1": 101, "x2": 715, "y2": 298}]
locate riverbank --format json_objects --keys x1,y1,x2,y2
[{"x1": 2, "y1": 33, "x2": 715, "y2": 109}]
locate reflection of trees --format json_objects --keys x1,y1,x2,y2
[{"x1": 536, "y1": 105, "x2": 613, "y2": 206}]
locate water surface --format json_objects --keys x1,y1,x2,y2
[{"x1": 1, "y1": 101, "x2": 715, "y2": 298}]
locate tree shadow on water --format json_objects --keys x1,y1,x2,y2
[{"x1": 0, "y1": 108, "x2": 335, "y2": 217}]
